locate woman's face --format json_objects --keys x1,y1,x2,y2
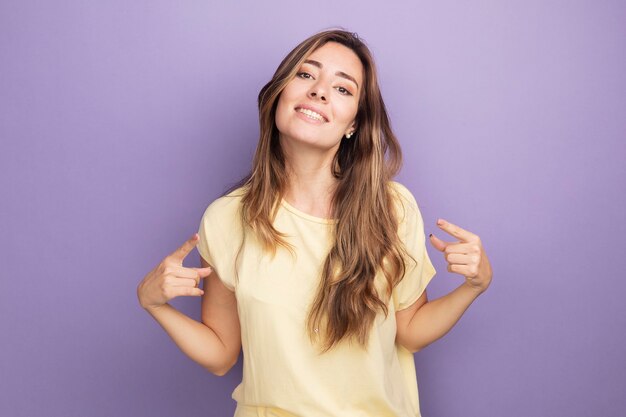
[{"x1": 275, "y1": 41, "x2": 363, "y2": 152}]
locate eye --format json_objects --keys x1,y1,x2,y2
[
  {"x1": 297, "y1": 71, "x2": 313, "y2": 79},
  {"x1": 336, "y1": 86, "x2": 353, "y2": 96}
]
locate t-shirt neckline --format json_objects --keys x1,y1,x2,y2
[{"x1": 280, "y1": 199, "x2": 337, "y2": 225}]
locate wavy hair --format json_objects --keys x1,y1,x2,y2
[{"x1": 233, "y1": 29, "x2": 410, "y2": 352}]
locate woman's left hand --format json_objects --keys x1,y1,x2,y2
[{"x1": 429, "y1": 218, "x2": 493, "y2": 293}]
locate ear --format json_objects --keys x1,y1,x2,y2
[{"x1": 345, "y1": 120, "x2": 357, "y2": 136}]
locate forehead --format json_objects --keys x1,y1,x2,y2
[{"x1": 305, "y1": 42, "x2": 364, "y2": 85}]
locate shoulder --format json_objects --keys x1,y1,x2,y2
[
  {"x1": 387, "y1": 181, "x2": 419, "y2": 216},
  {"x1": 200, "y1": 186, "x2": 246, "y2": 226},
  {"x1": 201, "y1": 188, "x2": 249, "y2": 234}
]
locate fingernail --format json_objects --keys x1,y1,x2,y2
[
  {"x1": 429, "y1": 233, "x2": 433, "y2": 238},
  {"x1": 437, "y1": 219, "x2": 444, "y2": 225}
]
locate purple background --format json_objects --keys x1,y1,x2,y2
[{"x1": 1, "y1": 1, "x2": 624, "y2": 416}]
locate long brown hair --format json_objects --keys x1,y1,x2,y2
[{"x1": 233, "y1": 29, "x2": 410, "y2": 352}]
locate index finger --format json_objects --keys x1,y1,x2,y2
[
  {"x1": 436, "y1": 219, "x2": 478, "y2": 243},
  {"x1": 170, "y1": 233, "x2": 200, "y2": 263}
]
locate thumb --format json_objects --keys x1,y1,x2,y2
[
  {"x1": 192, "y1": 266, "x2": 214, "y2": 279},
  {"x1": 429, "y1": 233, "x2": 448, "y2": 252}
]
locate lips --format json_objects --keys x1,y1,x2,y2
[{"x1": 294, "y1": 104, "x2": 329, "y2": 122}]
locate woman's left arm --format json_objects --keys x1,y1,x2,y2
[{"x1": 395, "y1": 219, "x2": 493, "y2": 353}]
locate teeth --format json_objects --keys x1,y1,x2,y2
[{"x1": 297, "y1": 108, "x2": 325, "y2": 121}]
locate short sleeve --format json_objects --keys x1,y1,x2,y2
[
  {"x1": 391, "y1": 182, "x2": 437, "y2": 311},
  {"x1": 196, "y1": 206, "x2": 216, "y2": 269},
  {"x1": 196, "y1": 198, "x2": 238, "y2": 292}
]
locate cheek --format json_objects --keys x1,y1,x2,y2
[
  {"x1": 274, "y1": 83, "x2": 302, "y2": 129},
  {"x1": 336, "y1": 102, "x2": 359, "y2": 125},
  {"x1": 274, "y1": 95, "x2": 290, "y2": 131}
]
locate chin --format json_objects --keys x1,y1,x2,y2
[{"x1": 280, "y1": 132, "x2": 340, "y2": 152}]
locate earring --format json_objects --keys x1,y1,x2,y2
[{"x1": 345, "y1": 131, "x2": 354, "y2": 139}]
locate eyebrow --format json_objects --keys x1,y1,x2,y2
[{"x1": 303, "y1": 59, "x2": 359, "y2": 89}]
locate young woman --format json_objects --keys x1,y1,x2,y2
[{"x1": 137, "y1": 29, "x2": 493, "y2": 417}]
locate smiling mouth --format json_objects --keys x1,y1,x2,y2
[{"x1": 295, "y1": 107, "x2": 328, "y2": 122}]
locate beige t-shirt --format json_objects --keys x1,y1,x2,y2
[{"x1": 197, "y1": 181, "x2": 436, "y2": 417}]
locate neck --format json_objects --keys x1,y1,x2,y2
[{"x1": 280, "y1": 138, "x2": 339, "y2": 218}]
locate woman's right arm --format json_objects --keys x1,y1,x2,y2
[{"x1": 137, "y1": 234, "x2": 241, "y2": 376}]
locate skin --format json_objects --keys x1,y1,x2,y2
[
  {"x1": 137, "y1": 235, "x2": 240, "y2": 376},
  {"x1": 275, "y1": 41, "x2": 362, "y2": 218},
  {"x1": 137, "y1": 41, "x2": 494, "y2": 376},
  {"x1": 395, "y1": 219, "x2": 493, "y2": 352},
  {"x1": 275, "y1": 42, "x2": 360, "y2": 152}
]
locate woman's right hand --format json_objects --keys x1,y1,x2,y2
[{"x1": 137, "y1": 233, "x2": 213, "y2": 311}]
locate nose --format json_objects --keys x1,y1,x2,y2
[
  {"x1": 308, "y1": 81, "x2": 327, "y2": 102},
  {"x1": 309, "y1": 91, "x2": 326, "y2": 101}
]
